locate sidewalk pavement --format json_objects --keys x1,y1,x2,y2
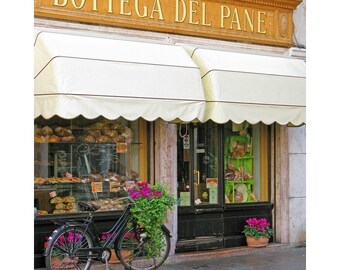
[
  {"x1": 36, "y1": 244, "x2": 306, "y2": 270},
  {"x1": 160, "y1": 244, "x2": 306, "y2": 270}
]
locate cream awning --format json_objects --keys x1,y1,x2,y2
[
  {"x1": 34, "y1": 29, "x2": 205, "y2": 122},
  {"x1": 186, "y1": 47, "x2": 306, "y2": 125}
]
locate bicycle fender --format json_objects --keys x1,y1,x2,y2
[
  {"x1": 162, "y1": 225, "x2": 172, "y2": 238},
  {"x1": 44, "y1": 225, "x2": 68, "y2": 256}
]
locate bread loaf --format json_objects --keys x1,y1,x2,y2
[{"x1": 50, "y1": 197, "x2": 62, "y2": 204}]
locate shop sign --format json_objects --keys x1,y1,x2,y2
[{"x1": 34, "y1": 0, "x2": 301, "y2": 46}]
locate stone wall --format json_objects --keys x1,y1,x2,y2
[
  {"x1": 288, "y1": 125, "x2": 306, "y2": 244},
  {"x1": 154, "y1": 120, "x2": 178, "y2": 255},
  {"x1": 293, "y1": 0, "x2": 306, "y2": 48},
  {"x1": 289, "y1": 0, "x2": 306, "y2": 245}
]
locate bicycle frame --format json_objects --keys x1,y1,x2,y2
[
  {"x1": 82, "y1": 203, "x2": 134, "y2": 252},
  {"x1": 47, "y1": 200, "x2": 134, "y2": 261}
]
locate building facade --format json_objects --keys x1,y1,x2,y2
[{"x1": 34, "y1": 0, "x2": 306, "y2": 267}]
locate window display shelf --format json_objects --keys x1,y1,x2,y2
[
  {"x1": 224, "y1": 134, "x2": 254, "y2": 203},
  {"x1": 224, "y1": 181, "x2": 254, "y2": 203},
  {"x1": 34, "y1": 181, "x2": 128, "y2": 215}
]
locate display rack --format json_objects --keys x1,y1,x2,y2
[{"x1": 224, "y1": 135, "x2": 254, "y2": 203}]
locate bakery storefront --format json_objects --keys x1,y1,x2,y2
[{"x1": 34, "y1": 0, "x2": 305, "y2": 268}]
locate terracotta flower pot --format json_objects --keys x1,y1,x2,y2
[
  {"x1": 51, "y1": 257, "x2": 62, "y2": 268},
  {"x1": 51, "y1": 256, "x2": 79, "y2": 268},
  {"x1": 246, "y1": 236, "x2": 269, "y2": 247},
  {"x1": 109, "y1": 249, "x2": 131, "y2": 264}
]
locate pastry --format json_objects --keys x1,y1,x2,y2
[
  {"x1": 127, "y1": 170, "x2": 139, "y2": 180},
  {"x1": 58, "y1": 177, "x2": 70, "y2": 183},
  {"x1": 230, "y1": 142, "x2": 246, "y2": 158},
  {"x1": 234, "y1": 190, "x2": 243, "y2": 203},
  {"x1": 65, "y1": 202, "x2": 77, "y2": 210},
  {"x1": 54, "y1": 127, "x2": 72, "y2": 137},
  {"x1": 70, "y1": 177, "x2": 81, "y2": 183},
  {"x1": 96, "y1": 135, "x2": 110, "y2": 143},
  {"x1": 82, "y1": 135, "x2": 96, "y2": 143},
  {"x1": 34, "y1": 128, "x2": 42, "y2": 136},
  {"x1": 50, "y1": 197, "x2": 62, "y2": 204},
  {"x1": 104, "y1": 130, "x2": 118, "y2": 138},
  {"x1": 67, "y1": 208, "x2": 78, "y2": 213},
  {"x1": 55, "y1": 203, "x2": 65, "y2": 210},
  {"x1": 34, "y1": 135, "x2": 46, "y2": 143},
  {"x1": 34, "y1": 177, "x2": 46, "y2": 184},
  {"x1": 37, "y1": 210, "x2": 48, "y2": 215},
  {"x1": 47, "y1": 177, "x2": 59, "y2": 184},
  {"x1": 41, "y1": 126, "x2": 54, "y2": 136},
  {"x1": 233, "y1": 169, "x2": 242, "y2": 180},
  {"x1": 87, "y1": 130, "x2": 102, "y2": 138},
  {"x1": 47, "y1": 135, "x2": 61, "y2": 143},
  {"x1": 89, "y1": 174, "x2": 102, "y2": 182},
  {"x1": 225, "y1": 169, "x2": 235, "y2": 180},
  {"x1": 113, "y1": 135, "x2": 125, "y2": 143},
  {"x1": 63, "y1": 196, "x2": 76, "y2": 203},
  {"x1": 61, "y1": 135, "x2": 75, "y2": 142},
  {"x1": 53, "y1": 209, "x2": 65, "y2": 214}
]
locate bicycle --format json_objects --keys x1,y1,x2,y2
[{"x1": 44, "y1": 197, "x2": 171, "y2": 270}]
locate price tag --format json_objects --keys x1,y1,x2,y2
[
  {"x1": 91, "y1": 182, "x2": 103, "y2": 193},
  {"x1": 206, "y1": 178, "x2": 218, "y2": 188},
  {"x1": 110, "y1": 181, "x2": 120, "y2": 192},
  {"x1": 49, "y1": 191, "x2": 57, "y2": 198},
  {"x1": 116, "y1": 142, "x2": 128, "y2": 153},
  {"x1": 183, "y1": 135, "x2": 190, "y2": 149}
]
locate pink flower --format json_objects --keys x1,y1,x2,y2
[
  {"x1": 137, "y1": 181, "x2": 149, "y2": 189},
  {"x1": 101, "y1": 233, "x2": 110, "y2": 241},
  {"x1": 66, "y1": 232, "x2": 82, "y2": 243},
  {"x1": 257, "y1": 225, "x2": 265, "y2": 232},
  {"x1": 130, "y1": 191, "x2": 141, "y2": 199},
  {"x1": 246, "y1": 218, "x2": 258, "y2": 227},
  {"x1": 246, "y1": 217, "x2": 271, "y2": 231},
  {"x1": 141, "y1": 187, "x2": 152, "y2": 198},
  {"x1": 153, "y1": 190, "x2": 163, "y2": 197}
]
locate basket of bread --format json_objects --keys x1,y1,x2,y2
[{"x1": 50, "y1": 196, "x2": 78, "y2": 214}]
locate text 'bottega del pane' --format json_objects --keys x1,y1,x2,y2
[{"x1": 35, "y1": 0, "x2": 299, "y2": 46}]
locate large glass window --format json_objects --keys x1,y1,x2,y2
[
  {"x1": 177, "y1": 121, "x2": 269, "y2": 206},
  {"x1": 223, "y1": 122, "x2": 268, "y2": 203},
  {"x1": 34, "y1": 116, "x2": 147, "y2": 215}
]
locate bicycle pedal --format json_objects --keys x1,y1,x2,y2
[{"x1": 101, "y1": 250, "x2": 110, "y2": 260}]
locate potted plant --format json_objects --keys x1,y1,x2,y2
[
  {"x1": 127, "y1": 181, "x2": 177, "y2": 258},
  {"x1": 242, "y1": 217, "x2": 273, "y2": 247}
]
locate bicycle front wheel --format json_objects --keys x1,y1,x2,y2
[
  {"x1": 116, "y1": 226, "x2": 170, "y2": 270},
  {"x1": 45, "y1": 226, "x2": 94, "y2": 270}
]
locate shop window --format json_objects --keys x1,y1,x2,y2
[
  {"x1": 34, "y1": 116, "x2": 148, "y2": 216},
  {"x1": 224, "y1": 122, "x2": 268, "y2": 203}
]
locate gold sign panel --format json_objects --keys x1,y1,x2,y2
[{"x1": 34, "y1": 0, "x2": 301, "y2": 47}]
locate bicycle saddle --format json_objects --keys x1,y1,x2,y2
[{"x1": 77, "y1": 201, "x2": 101, "y2": 212}]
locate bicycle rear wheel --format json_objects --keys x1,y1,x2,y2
[
  {"x1": 116, "y1": 226, "x2": 170, "y2": 270},
  {"x1": 45, "y1": 226, "x2": 94, "y2": 270}
]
